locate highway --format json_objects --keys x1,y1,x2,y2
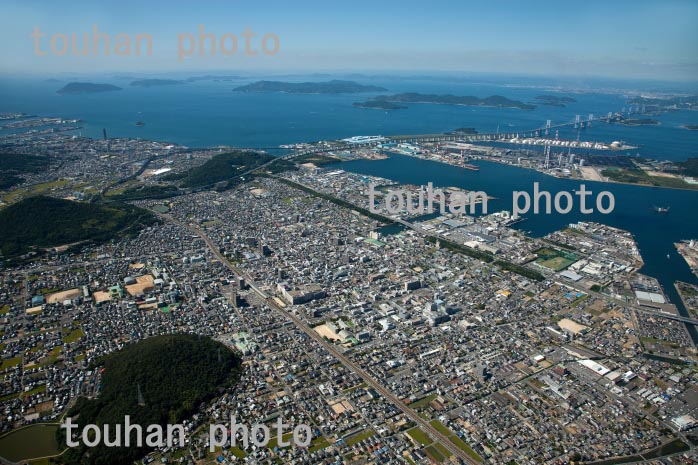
[{"x1": 156, "y1": 212, "x2": 481, "y2": 464}]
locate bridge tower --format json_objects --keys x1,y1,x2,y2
[
  {"x1": 588, "y1": 114, "x2": 594, "y2": 127},
  {"x1": 544, "y1": 144, "x2": 551, "y2": 170},
  {"x1": 607, "y1": 111, "x2": 613, "y2": 121},
  {"x1": 555, "y1": 129, "x2": 559, "y2": 140},
  {"x1": 545, "y1": 119, "x2": 551, "y2": 136},
  {"x1": 574, "y1": 115, "x2": 581, "y2": 129}
]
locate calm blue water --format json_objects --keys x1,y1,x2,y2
[
  {"x1": 341, "y1": 154, "x2": 698, "y2": 332},
  {"x1": 1, "y1": 74, "x2": 697, "y2": 325},
  {"x1": 1, "y1": 76, "x2": 698, "y2": 160}
]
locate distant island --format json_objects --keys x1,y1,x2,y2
[
  {"x1": 130, "y1": 79, "x2": 185, "y2": 87},
  {"x1": 233, "y1": 79, "x2": 387, "y2": 94},
  {"x1": 628, "y1": 95, "x2": 698, "y2": 108},
  {"x1": 534, "y1": 95, "x2": 577, "y2": 107},
  {"x1": 186, "y1": 75, "x2": 241, "y2": 82},
  {"x1": 56, "y1": 82, "x2": 122, "y2": 94},
  {"x1": 353, "y1": 100, "x2": 407, "y2": 110},
  {"x1": 682, "y1": 124, "x2": 698, "y2": 131},
  {"x1": 617, "y1": 117, "x2": 660, "y2": 126},
  {"x1": 450, "y1": 127, "x2": 479, "y2": 135},
  {"x1": 361, "y1": 93, "x2": 535, "y2": 110}
]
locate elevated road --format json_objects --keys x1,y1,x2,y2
[{"x1": 633, "y1": 307, "x2": 698, "y2": 325}]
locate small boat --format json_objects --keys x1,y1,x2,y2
[
  {"x1": 135, "y1": 121, "x2": 145, "y2": 127},
  {"x1": 667, "y1": 254, "x2": 671, "y2": 259},
  {"x1": 652, "y1": 206, "x2": 670, "y2": 213}
]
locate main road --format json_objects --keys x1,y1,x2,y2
[{"x1": 155, "y1": 211, "x2": 481, "y2": 464}]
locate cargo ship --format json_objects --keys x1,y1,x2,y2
[{"x1": 461, "y1": 163, "x2": 480, "y2": 171}]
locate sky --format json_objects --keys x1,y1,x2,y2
[{"x1": 1, "y1": 0, "x2": 697, "y2": 81}]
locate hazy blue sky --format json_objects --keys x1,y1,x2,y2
[{"x1": 2, "y1": 0, "x2": 697, "y2": 80}]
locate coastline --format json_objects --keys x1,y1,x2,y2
[{"x1": 384, "y1": 149, "x2": 698, "y2": 192}]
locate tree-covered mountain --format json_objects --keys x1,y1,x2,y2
[
  {"x1": 0, "y1": 196, "x2": 156, "y2": 258},
  {"x1": 60, "y1": 335, "x2": 242, "y2": 465}
]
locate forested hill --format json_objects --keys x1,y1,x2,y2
[
  {"x1": 61, "y1": 334, "x2": 242, "y2": 465},
  {"x1": 0, "y1": 196, "x2": 156, "y2": 258}
]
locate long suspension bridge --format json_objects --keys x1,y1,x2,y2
[{"x1": 252, "y1": 110, "x2": 630, "y2": 154}]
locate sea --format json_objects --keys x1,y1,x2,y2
[{"x1": 1, "y1": 73, "x2": 697, "y2": 330}]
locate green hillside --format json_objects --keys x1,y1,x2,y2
[
  {"x1": 165, "y1": 150, "x2": 274, "y2": 189},
  {"x1": 61, "y1": 334, "x2": 242, "y2": 465},
  {"x1": 0, "y1": 152, "x2": 51, "y2": 189},
  {"x1": 0, "y1": 196, "x2": 156, "y2": 258}
]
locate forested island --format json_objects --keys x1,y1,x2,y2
[
  {"x1": 56, "y1": 82, "x2": 122, "y2": 94},
  {"x1": 59, "y1": 335, "x2": 242, "y2": 465},
  {"x1": 353, "y1": 100, "x2": 407, "y2": 110},
  {"x1": 130, "y1": 79, "x2": 185, "y2": 87},
  {"x1": 0, "y1": 196, "x2": 156, "y2": 258},
  {"x1": 185, "y1": 75, "x2": 241, "y2": 82},
  {"x1": 233, "y1": 79, "x2": 387, "y2": 94},
  {"x1": 450, "y1": 127, "x2": 479, "y2": 135},
  {"x1": 360, "y1": 93, "x2": 535, "y2": 110},
  {"x1": 616, "y1": 117, "x2": 660, "y2": 126}
]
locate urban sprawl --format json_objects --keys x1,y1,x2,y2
[{"x1": 1, "y1": 118, "x2": 697, "y2": 465}]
